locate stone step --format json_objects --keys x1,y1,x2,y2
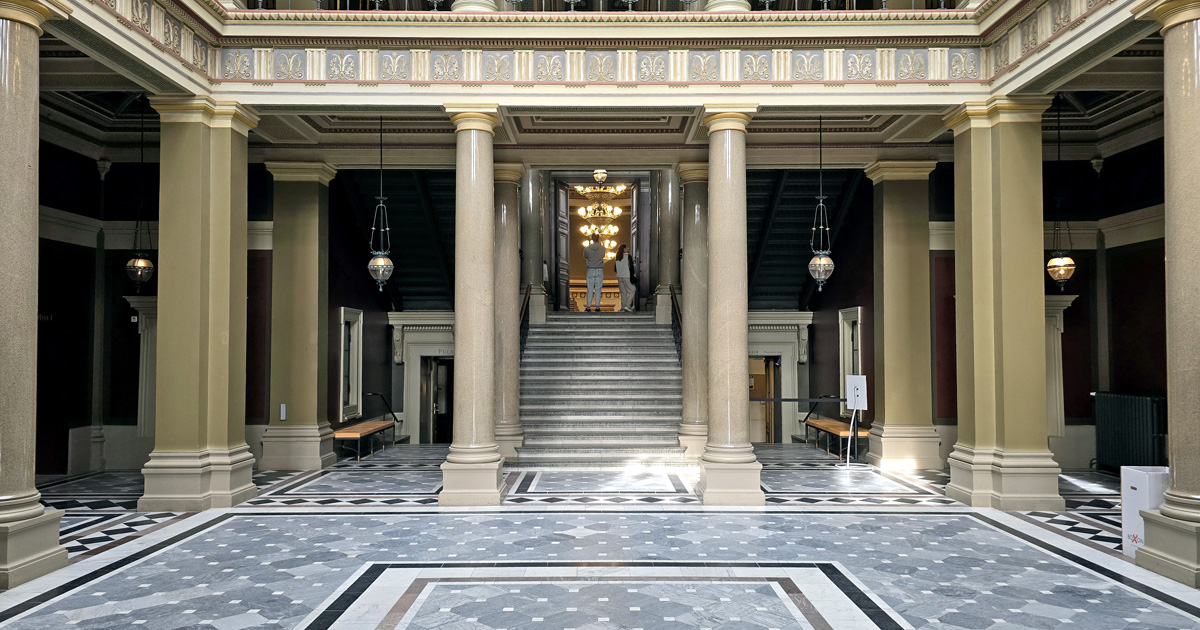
[
  {"x1": 522, "y1": 422, "x2": 680, "y2": 432},
  {"x1": 520, "y1": 373, "x2": 682, "y2": 381},
  {"x1": 506, "y1": 458, "x2": 697, "y2": 469},
  {"x1": 521, "y1": 392, "x2": 680, "y2": 403},
  {"x1": 521, "y1": 385, "x2": 683, "y2": 395},
  {"x1": 514, "y1": 446, "x2": 689, "y2": 461},
  {"x1": 523, "y1": 349, "x2": 678, "y2": 358},
  {"x1": 523, "y1": 435, "x2": 681, "y2": 446},
  {"x1": 523, "y1": 356, "x2": 679, "y2": 364},
  {"x1": 520, "y1": 412, "x2": 682, "y2": 422}
]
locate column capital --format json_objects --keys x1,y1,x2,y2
[
  {"x1": 149, "y1": 96, "x2": 260, "y2": 137},
  {"x1": 494, "y1": 163, "x2": 525, "y2": 184},
  {"x1": 678, "y1": 162, "x2": 709, "y2": 184},
  {"x1": 942, "y1": 96, "x2": 1053, "y2": 136},
  {"x1": 265, "y1": 162, "x2": 337, "y2": 186},
  {"x1": 1134, "y1": 0, "x2": 1200, "y2": 31},
  {"x1": 0, "y1": 0, "x2": 69, "y2": 34},
  {"x1": 865, "y1": 160, "x2": 937, "y2": 184},
  {"x1": 446, "y1": 104, "x2": 500, "y2": 134},
  {"x1": 702, "y1": 104, "x2": 757, "y2": 135}
]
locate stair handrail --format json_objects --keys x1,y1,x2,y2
[
  {"x1": 519, "y1": 283, "x2": 532, "y2": 355},
  {"x1": 669, "y1": 284, "x2": 682, "y2": 359}
]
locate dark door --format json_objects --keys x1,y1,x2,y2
[{"x1": 432, "y1": 358, "x2": 454, "y2": 444}]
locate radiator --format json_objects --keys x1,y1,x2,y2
[{"x1": 1094, "y1": 392, "x2": 1168, "y2": 474}]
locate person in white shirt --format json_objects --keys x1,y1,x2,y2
[
  {"x1": 614, "y1": 244, "x2": 635, "y2": 312},
  {"x1": 583, "y1": 240, "x2": 606, "y2": 312}
]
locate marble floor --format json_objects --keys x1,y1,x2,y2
[{"x1": 0, "y1": 444, "x2": 1188, "y2": 630}]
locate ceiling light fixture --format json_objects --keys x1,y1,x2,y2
[
  {"x1": 126, "y1": 98, "x2": 155, "y2": 292},
  {"x1": 1046, "y1": 94, "x2": 1076, "y2": 291},
  {"x1": 368, "y1": 115, "x2": 394, "y2": 292},
  {"x1": 808, "y1": 115, "x2": 834, "y2": 292}
]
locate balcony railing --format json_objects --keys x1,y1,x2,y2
[{"x1": 249, "y1": 0, "x2": 951, "y2": 12}]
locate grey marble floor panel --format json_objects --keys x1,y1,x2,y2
[
  {"x1": 4, "y1": 510, "x2": 1200, "y2": 630},
  {"x1": 760, "y1": 468, "x2": 926, "y2": 495}
]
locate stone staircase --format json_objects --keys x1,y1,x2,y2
[{"x1": 513, "y1": 311, "x2": 692, "y2": 467}]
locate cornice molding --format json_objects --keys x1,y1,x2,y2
[{"x1": 0, "y1": 0, "x2": 70, "y2": 33}]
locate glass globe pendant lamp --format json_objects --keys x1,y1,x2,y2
[
  {"x1": 808, "y1": 115, "x2": 834, "y2": 291},
  {"x1": 367, "y1": 116, "x2": 394, "y2": 291},
  {"x1": 1045, "y1": 97, "x2": 1077, "y2": 292},
  {"x1": 126, "y1": 101, "x2": 155, "y2": 292}
]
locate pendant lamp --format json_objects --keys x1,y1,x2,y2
[
  {"x1": 1046, "y1": 94, "x2": 1076, "y2": 290},
  {"x1": 126, "y1": 98, "x2": 155, "y2": 291},
  {"x1": 368, "y1": 115, "x2": 394, "y2": 291},
  {"x1": 808, "y1": 115, "x2": 834, "y2": 291}
]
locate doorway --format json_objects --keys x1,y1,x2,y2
[
  {"x1": 749, "y1": 356, "x2": 784, "y2": 444},
  {"x1": 419, "y1": 357, "x2": 453, "y2": 444},
  {"x1": 551, "y1": 170, "x2": 647, "y2": 312}
]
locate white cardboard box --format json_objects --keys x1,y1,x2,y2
[{"x1": 1121, "y1": 466, "x2": 1171, "y2": 558}]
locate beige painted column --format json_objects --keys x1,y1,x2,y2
[
  {"x1": 678, "y1": 162, "x2": 709, "y2": 457},
  {"x1": 139, "y1": 97, "x2": 260, "y2": 512},
  {"x1": 0, "y1": 0, "x2": 69, "y2": 589},
  {"x1": 1044, "y1": 295, "x2": 1076, "y2": 441},
  {"x1": 654, "y1": 169, "x2": 682, "y2": 324},
  {"x1": 941, "y1": 97, "x2": 1063, "y2": 511},
  {"x1": 260, "y1": 162, "x2": 337, "y2": 471},
  {"x1": 864, "y1": 161, "x2": 943, "y2": 471},
  {"x1": 494, "y1": 163, "x2": 525, "y2": 459},
  {"x1": 1134, "y1": 0, "x2": 1200, "y2": 587},
  {"x1": 696, "y1": 106, "x2": 763, "y2": 505},
  {"x1": 441, "y1": 105, "x2": 506, "y2": 505}
]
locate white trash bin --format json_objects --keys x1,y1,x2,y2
[{"x1": 1121, "y1": 466, "x2": 1171, "y2": 558}]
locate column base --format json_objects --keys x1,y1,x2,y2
[
  {"x1": 1137, "y1": 509, "x2": 1200, "y2": 587},
  {"x1": 696, "y1": 460, "x2": 764, "y2": 505},
  {"x1": 138, "y1": 445, "x2": 258, "y2": 512},
  {"x1": 90, "y1": 424, "x2": 106, "y2": 471},
  {"x1": 654, "y1": 286, "x2": 676, "y2": 324},
  {"x1": 529, "y1": 285, "x2": 549, "y2": 324},
  {"x1": 495, "y1": 431, "x2": 524, "y2": 459},
  {"x1": 945, "y1": 445, "x2": 1064, "y2": 510},
  {"x1": 439, "y1": 459, "x2": 508, "y2": 505},
  {"x1": 258, "y1": 423, "x2": 335, "y2": 470},
  {"x1": 865, "y1": 424, "x2": 943, "y2": 470},
  {"x1": 679, "y1": 431, "x2": 707, "y2": 458},
  {"x1": 0, "y1": 508, "x2": 68, "y2": 590}
]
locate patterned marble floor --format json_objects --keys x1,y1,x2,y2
[
  {"x1": 3, "y1": 509, "x2": 1198, "y2": 629},
  {"x1": 10, "y1": 444, "x2": 1177, "y2": 629}
]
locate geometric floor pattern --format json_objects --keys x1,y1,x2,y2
[{"x1": 8, "y1": 444, "x2": 1191, "y2": 629}]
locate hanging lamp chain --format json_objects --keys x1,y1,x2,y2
[
  {"x1": 370, "y1": 115, "x2": 391, "y2": 257},
  {"x1": 810, "y1": 115, "x2": 831, "y2": 256}
]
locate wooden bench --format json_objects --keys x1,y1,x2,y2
[
  {"x1": 796, "y1": 418, "x2": 869, "y2": 458},
  {"x1": 334, "y1": 420, "x2": 399, "y2": 461}
]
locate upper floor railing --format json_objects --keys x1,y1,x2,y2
[{"x1": 248, "y1": 0, "x2": 952, "y2": 11}]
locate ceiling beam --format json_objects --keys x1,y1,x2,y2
[
  {"x1": 410, "y1": 170, "x2": 455, "y2": 304},
  {"x1": 800, "y1": 169, "x2": 864, "y2": 311},
  {"x1": 748, "y1": 170, "x2": 790, "y2": 295}
]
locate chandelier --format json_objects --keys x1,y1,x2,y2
[
  {"x1": 583, "y1": 237, "x2": 619, "y2": 261},
  {"x1": 1046, "y1": 95, "x2": 1076, "y2": 292},
  {"x1": 808, "y1": 115, "x2": 834, "y2": 291},
  {"x1": 575, "y1": 169, "x2": 627, "y2": 223},
  {"x1": 580, "y1": 223, "x2": 619, "y2": 238},
  {"x1": 126, "y1": 99, "x2": 155, "y2": 292},
  {"x1": 367, "y1": 116, "x2": 394, "y2": 291}
]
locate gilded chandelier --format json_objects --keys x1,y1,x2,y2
[{"x1": 575, "y1": 169, "x2": 627, "y2": 222}]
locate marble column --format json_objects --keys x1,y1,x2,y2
[
  {"x1": 139, "y1": 96, "x2": 259, "y2": 512},
  {"x1": 520, "y1": 169, "x2": 548, "y2": 324},
  {"x1": 1134, "y1": 0, "x2": 1200, "y2": 587},
  {"x1": 864, "y1": 161, "x2": 943, "y2": 471},
  {"x1": 655, "y1": 168, "x2": 682, "y2": 325},
  {"x1": 494, "y1": 163, "x2": 525, "y2": 459},
  {"x1": 260, "y1": 162, "x2": 337, "y2": 471},
  {"x1": 1044, "y1": 295, "x2": 1076, "y2": 440},
  {"x1": 696, "y1": 106, "x2": 763, "y2": 506},
  {"x1": 440, "y1": 106, "x2": 506, "y2": 505},
  {"x1": 941, "y1": 97, "x2": 1063, "y2": 511},
  {"x1": 0, "y1": 0, "x2": 69, "y2": 589},
  {"x1": 678, "y1": 162, "x2": 709, "y2": 457}
]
